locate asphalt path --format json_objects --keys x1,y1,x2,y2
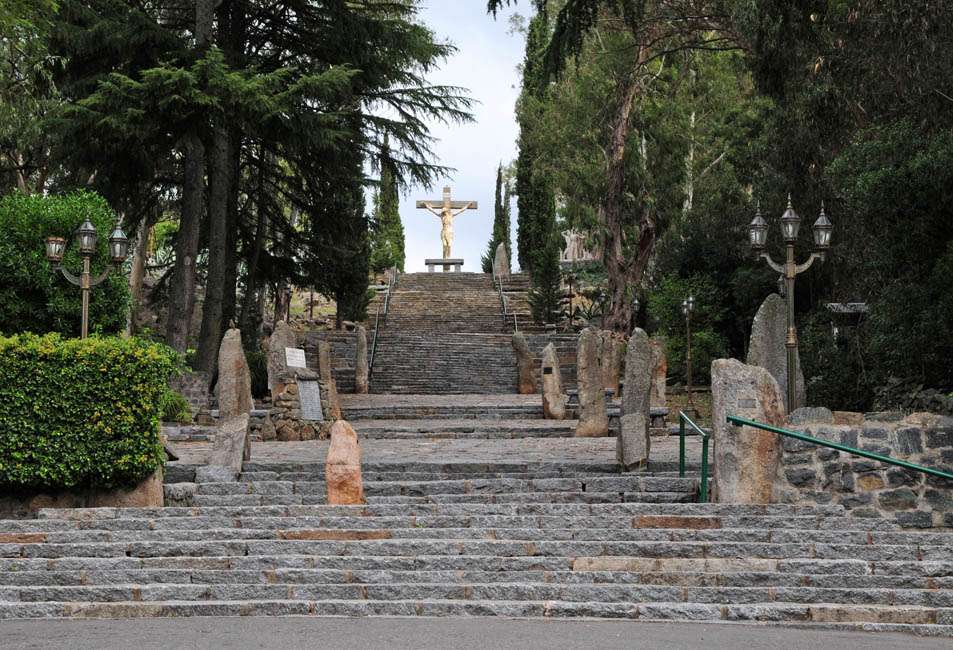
[{"x1": 0, "y1": 617, "x2": 946, "y2": 650}]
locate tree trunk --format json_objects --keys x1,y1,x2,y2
[
  {"x1": 599, "y1": 42, "x2": 657, "y2": 333},
  {"x1": 194, "y1": 122, "x2": 232, "y2": 372},
  {"x1": 127, "y1": 207, "x2": 158, "y2": 336},
  {"x1": 222, "y1": 128, "x2": 241, "y2": 327},
  {"x1": 165, "y1": 133, "x2": 206, "y2": 352}
]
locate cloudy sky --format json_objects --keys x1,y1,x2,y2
[{"x1": 396, "y1": 2, "x2": 526, "y2": 272}]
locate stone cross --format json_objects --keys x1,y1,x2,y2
[{"x1": 416, "y1": 186, "x2": 478, "y2": 258}]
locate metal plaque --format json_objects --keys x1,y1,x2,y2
[
  {"x1": 285, "y1": 347, "x2": 307, "y2": 368},
  {"x1": 543, "y1": 367, "x2": 553, "y2": 375},
  {"x1": 298, "y1": 379, "x2": 324, "y2": 421}
]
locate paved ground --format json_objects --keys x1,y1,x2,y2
[
  {"x1": 340, "y1": 394, "x2": 550, "y2": 408},
  {"x1": 170, "y1": 435, "x2": 701, "y2": 467},
  {"x1": 1, "y1": 617, "x2": 945, "y2": 649}
]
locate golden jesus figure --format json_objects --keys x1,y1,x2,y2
[{"x1": 416, "y1": 186, "x2": 478, "y2": 258}]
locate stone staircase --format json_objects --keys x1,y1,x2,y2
[{"x1": 2, "y1": 457, "x2": 952, "y2": 634}]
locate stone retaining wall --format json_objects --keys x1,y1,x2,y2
[
  {"x1": 776, "y1": 411, "x2": 953, "y2": 528},
  {"x1": 169, "y1": 370, "x2": 210, "y2": 414}
]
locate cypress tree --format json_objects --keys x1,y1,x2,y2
[
  {"x1": 482, "y1": 163, "x2": 511, "y2": 273},
  {"x1": 527, "y1": 209, "x2": 562, "y2": 325},
  {"x1": 370, "y1": 140, "x2": 406, "y2": 274}
]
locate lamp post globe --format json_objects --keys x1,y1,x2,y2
[
  {"x1": 780, "y1": 195, "x2": 801, "y2": 242},
  {"x1": 45, "y1": 236, "x2": 66, "y2": 265},
  {"x1": 748, "y1": 205, "x2": 768, "y2": 251},
  {"x1": 108, "y1": 225, "x2": 130, "y2": 264},
  {"x1": 813, "y1": 203, "x2": 833, "y2": 250},
  {"x1": 75, "y1": 218, "x2": 98, "y2": 255}
]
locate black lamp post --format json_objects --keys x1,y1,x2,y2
[
  {"x1": 45, "y1": 218, "x2": 129, "y2": 338},
  {"x1": 682, "y1": 295, "x2": 696, "y2": 408},
  {"x1": 749, "y1": 197, "x2": 833, "y2": 410}
]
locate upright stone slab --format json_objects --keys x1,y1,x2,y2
[
  {"x1": 747, "y1": 293, "x2": 806, "y2": 412},
  {"x1": 354, "y1": 326, "x2": 369, "y2": 394},
  {"x1": 318, "y1": 340, "x2": 342, "y2": 419},
  {"x1": 512, "y1": 331, "x2": 537, "y2": 394},
  {"x1": 217, "y1": 328, "x2": 253, "y2": 419},
  {"x1": 195, "y1": 414, "x2": 250, "y2": 483},
  {"x1": 711, "y1": 358, "x2": 785, "y2": 503},
  {"x1": 267, "y1": 321, "x2": 297, "y2": 400},
  {"x1": 618, "y1": 328, "x2": 652, "y2": 469},
  {"x1": 541, "y1": 343, "x2": 567, "y2": 420},
  {"x1": 325, "y1": 420, "x2": 364, "y2": 505},
  {"x1": 576, "y1": 327, "x2": 609, "y2": 437},
  {"x1": 649, "y1": 337, "x2": 668, "y2": 409},
  {"x1": 600, "y1": 331, "x2": 625, "y2": 396},
  {"x1": 493, "y1": 242, "x2": 510, "y2": 278}
]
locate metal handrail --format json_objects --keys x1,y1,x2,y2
[
  {"x1": 368, "y1": 269, "x2": 397, "y2": 380},
  {"x1": 726, "y1": 415, "x2": 953, "y2": 482},
  {"x1": 678, "y1": 411, "x2": 711, "y2": 503}
]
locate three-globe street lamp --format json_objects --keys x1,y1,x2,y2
[
  {"x1": 748, "y1": 196, "x2": 833, "y2": 411},
  {"x1": 682, "y1": 295, "x2": 696, "y2": 409},
  {"x1": 45, "y1": 218, "x2": 130, "y2": 338}
]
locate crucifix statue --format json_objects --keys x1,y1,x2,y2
[{"x1": 416, "y1": 186, "x2": 478, "y2": 258}]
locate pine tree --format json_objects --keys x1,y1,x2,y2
[
  {"x1": 370, "y1": 141, "x2": 406, "y2": 274},
  {"x1": 481, "y1": 163, "x2": 511, "y2": 273}
]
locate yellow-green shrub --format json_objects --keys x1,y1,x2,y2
[{"x1": 0, "y1": 334, "x2": 178, "y2": 490}]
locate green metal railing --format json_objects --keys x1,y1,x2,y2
[
  {"x1": 727, "y1": 415, "x2": 953, "y2": 482},
  {"x1": 678, "y1": 411, "x2": 711, "y2": 503}
]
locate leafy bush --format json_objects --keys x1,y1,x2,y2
[
  {"x1": 159, "y1": 389, "x2": 192, "y2": 423},
  {"x1": 0, "y1": 334, "x2": 178, "y2": 490},
  {"x1": 0, "y1": 191, "x2": 130, "y2": 336}
]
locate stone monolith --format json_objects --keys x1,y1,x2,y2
[
  {"x1": 747, "y1": 293, "x2": 806, "y2": 412},
  {"x1": 617, "y1": 328, "x2": 652, "y2": 469},
  {"x1": 649, "y1": 337, "x2": 667, "y2": 408},
  {"x1": 576, "y1": 327, "x2": 609, "y2": 437},
  {"x1": 512, "y1": 332, "x2": 537, "y2": 394},
  {"x1": 325, "y1": 420, "x2": 364, "y2": 505},
  {"x1": 601, "y1": 331, "x2": 625, "y2": 396},
  {"x1": 267, "y1": 321, "x2": 298, "y2": 400},
  {"x1": 217, "y1": 329, "x2": 253, "y2": 419},
  {"x1": 541, "y1": 343, "x2": 567, "y2": 420},
  {"x1": 711, "y1": 358, "x2": 785, "y2": 503},
  {"x1": 355, "y1": 326, "x2": 369, "y2": 394}
]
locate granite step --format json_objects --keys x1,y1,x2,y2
[
  {"x1": 175, "y1": 491, "x2": 696, "y2": 507},
  {"x1": 0, "y1": 598, "x2": 950, "y2": 632}
]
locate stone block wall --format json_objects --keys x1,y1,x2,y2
[
  {"x1": 263, "y1": 371, "x2": 334, "y2": 442},
  {"x1": 169, "y1": 370, "x2": 210, "y2": 414},
  {"x1": 776, "y1": 412, "x2": 953, "y2": 528},
  {"x1": 298, "y1": 330, "x2": 360, "y2": 393}
]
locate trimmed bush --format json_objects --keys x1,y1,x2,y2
[
  {"x1": 0, "y1": 334, "x2": 178, "y2": 490},
  {"x1": 0, "y1": 191, "x2": 130, "y2": 336}
]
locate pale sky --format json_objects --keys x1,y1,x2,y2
[{"x1": 397, "y1": 2, "x2": 525, "y2": 272}]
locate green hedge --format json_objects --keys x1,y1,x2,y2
[
  {"x1": 0, "y1": 191, "x2": 129, "y2": 336},
  {"x1": 0, "y1": 334, "x2": 178, "y2": 490}
]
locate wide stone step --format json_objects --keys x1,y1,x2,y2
[
  {"x1": 32, "y1": 501, "x2": 854, "y2": 520},
  {"x1": 4, "y1": 582, "x2": 953, "y2": 609},
  {"x1": 7, "y1": 525, "x2": 952, "y2": 547},
  {"x1": 184, "y1": 476, "x2": 697, "y2": 496},
  {"x1": 4, "y1": 538, "x2": 949, "y2": 562},
  {"x1": 5, "y1": 567, "x2": 952, "y2": 590},
  {"x1": 179, "y1": 491, "x2": 695, "y2": 507},
  {"x1": 0, "y1": 598, "x2": 950, "y2": 630}
]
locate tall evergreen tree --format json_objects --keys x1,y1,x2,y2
[
  {"x1": 481, "y1": 163, "x2": 511, "y2": 273},
  {"x1": 528, "y1": 217, "x2": 563, "y2": 325},
  {"x1": 513, "y1": 11, "x2": 555, "y2": 273},
  {"x1": 369, "y1": 139, "x2": 406, "y2": 273}
]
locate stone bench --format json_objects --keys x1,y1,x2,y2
[{"x1": 425, "y1": 258, "x2": 464, "y2": 272}]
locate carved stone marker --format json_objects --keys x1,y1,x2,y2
[
  {"x1": 217, "y1": 328, "x2": 253, "y2": 419},
  {"x1": 747, "y1": 293, "x2": 806, "y2": 412},
  {"x1": 318, "y1": 340, "x2": 342, "y2": 419},
  {"x1": 601, "y1": 331, "x2": 625, "y2": 396},
  {"x1": 493, "y1": 242, "x2": 510, "y2": 278},
  {"x1": 267, "y1": 321, "x2": 297, "y2": 399},
  {"x1": 649, "y1": 337, "x2": 667, "y2": 409},
  {"x1": 617, "y1": 328, "x2": 653, "y2": 469},
  {"x1": 541, "y1": 343, "x2": 567, "y2": 420},
  {"x1": 354, "y1": 326, "x2": 369, "y2": 394},
  {"x1": 512, "y1": 331, "x2": 537, "y2": 395},
  {"x1": 325, "y1": 420, "x2": 364, "y2": 505},
  {"x1": 298, "y1": 379, "x2": 324, "y2": 422},
  {"x1": 195, "y1": 413, "x2": 250, "y2": 483},
  {"x1": 711, "y1": 358, "x2": 785, "y2": 503},
  {"x1": 576, "y1": 327, "x2": 609, "y2": 437}
]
